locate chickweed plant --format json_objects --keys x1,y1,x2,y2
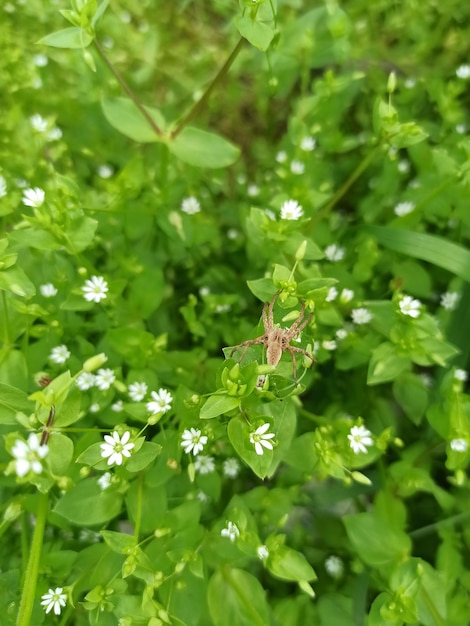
[{"x1": 1, "y1": 1, "x2": 470, "y2": 625}]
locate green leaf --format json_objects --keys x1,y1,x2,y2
[
  {"x1": 38, "y1": 27, "x2": 93, "y2": 49},
  {"x1": 101, "y1": 530, "x2": 136, "y2": 554},
  {"x1": 66, "y1": 216, "x2": 98, "y2": 252},
  {"x1": 200, "y1": 394, "x2": 241, "y2": 419},
  {"x1": 365, "y1": 226, "x2": 470, "y2": 282},
  {"x1": 48, "y1": 434, "x2": 74, "y2": 475},
  {"x1": 101, "y1": 97, "x2": 165, "y2": 143},
  {"x1": 0, "y1": 266, "x2": 36, "y2": 298},
  {"x1": 268, "y1": 546, "x2": 317, "y2": 583},
  {"x1": 247, "y1": 278, "x2": 276, "y2": 302},
  {"x1": 53, "y1": 384, "x2": 82, "y2": 428},
  {"x1": 227, "y1": 416, "x2": 272, "y2": 479},
  {"x1": 0, "y1": 383, "x2": 34, "y2": 425},
  {"x1": 208, "y1": 568, "x2": 271, "y2": 626},
  {"x1": 54, "y1": 478, "x2": 123, "y2": 525},
  {"x1": 235, "y1": 15, "x2": 275, "y2": 50},
  {"x1": 125, "y1": 442, "x2": 162, "y2": 472},
  {"x1": 367, "y1": 342, "x2": 410, "y2": 385},
  {"x1": 392, "y1": 373, "x2": 428, "y2": 425},
  {"x1": 169, "y1": 126, "x2": 240, "y2": 168}
]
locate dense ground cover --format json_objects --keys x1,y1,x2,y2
[{"x1": 1, "y1": 1, "x2": 470, "y2": 624}]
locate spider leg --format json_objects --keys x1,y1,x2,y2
[
  {"x1": 266, "y1": 290, "x2": 281, "y2": 331},
  {"x1": 230, "y1": 336, "x2": 265, "y2": 363},
  {"x1": 287, "y1": 346, "x2": 316, "y2": 385},
  {"x1": 289, "y1": 345, "x2": 317, "y2": 363},
  {"x1": 290, "y1": 309, "x2": 315, "y2": 338}
]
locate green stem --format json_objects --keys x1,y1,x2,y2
[
  {"x1": 172, "y1": 37, "x2": 245, "y2": 138},
  {"x1": 1, "y1": 290, "x2": 11, "y2": 346},
  {"x1": 133, "y1": 473, "x2": 144, "y2": 540},
  {"x1": 93, "y1": 39, "x2": 163, "y2": 138},
  {"x1": 16, "y1": 492, "x2": 49, "y2": 626}
]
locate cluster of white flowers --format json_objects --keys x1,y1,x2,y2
[
  {"x1": 11, "y1": 433, "x2": 49, "y2": 477},
  {"x1": 325, "y1": 287, "x2": 338, "y2": 302},
  {"x1": 220, "y1": 521, "x2": 240, "y2": 542},
  {"x1": 348, "y1": 425, "x2": 373, "y2": 454},
  {"x1": 181, "y1": 196, "x2": 201, "y2": 215},
  {"x1": 280, "y1": 199, "x2": 303, "y2": 220},
  {"x1": 249, "y1": 423, "x2": 276, "y2": 456},
  {"x1": 351, "y1": 308, "x2": 372, "y2": 325},
  {"x1": 181, "y1": 428, "x2": 208, "y2": 455},
  {"x1": 276, "y1": 150, "x2": 287, "y2": 163},
  {"x1": 257, "y1": 545, "x2": 269, "y2": 560},
  {"x1": 247, "y1": 184, "x2": 260, "y2": 197},
  {"x1": 81, "y1": 276, "x2": 109, "y2": 303},
  {"x1": 75, "y1": 368, "x2": 115, "y2": 391},
  {"x1": 100, "y1": 431, "x2": 135, "y2": 466},
  {"x1": 324, "y1": 244, "x2": 345, "y2": 262}
]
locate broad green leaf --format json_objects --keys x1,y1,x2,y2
[
  {"x1": 208, "y1": 568, "x2": 270, "y2": 626},
  {"x1": 247, "y1": 278, "x2": 276, "y2": 302},
  {"x1": 53, "y1": 384, "x2": 82, "y2": 428},
  {"x1": 393, "y1": 373, "x2": 428, "y2": 425},
  {"x1": 54, "y1": 478, "x2": 123, "y2": 525},
  {"x1": 38, "y1": 27, "x2": 93, "y2": 49},
  {"x1": 101, "y1": 530, "x2": 136, "y2": 554},
  {"x1": 200, "y1": 394, "x2": 241, "y2": 419},
  {"x1": 48, "y1": 433, "x2": 74, "y2": 475},
  {"x1": 367, "y1": 342, "x2": 410, "y2": 385},
  {"x1": 125, "y1": 442, "x2": 162, "y2": 472},
  {"x1": 0, "y1": 383, "x2": 34, "y2": 425},
  {"x1": 0, "y1": 266, "x2": 36, "y2": 298},
  {"x1": 227, "y1": 416, "x2": 272, "y2": 478},
  {"x1": 235, "y1": 15, "x2": 275, "y2": 50},
  {"x1": 66, "y1": 216, "x2": 98, "y2": 252},
  {"x1": 169, "y1": 126, "x2": 240, "y2": 168},
  {"x1": 101, "y1": 97, "x2": 165, "y2": 143},
  {"x1": 268, "y1": 546, "x2": 317, "y2": 582},
  {"x1": 365, "y1": 226, "x2": 470, "y2": 282}
]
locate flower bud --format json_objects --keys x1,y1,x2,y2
[
  {"x1": 387, "y1": 71, "x2": 396, "y2": 94},
  {"x1": 83, "y1": 353, "x2": 108, "y2": 372},
  {"x1": 295, "y1": 239, "x2": 308, "y2": 261}
]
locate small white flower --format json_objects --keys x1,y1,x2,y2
[
  {"x1": 215, "y1": 303, "x2": 231, "y2": 314},
  {"x1": 340, "y1": 288, "x2": 354, "y2": 303},
  {"x1": 440, "y1": 292, "x2": 459, "y2": 311},
  {"x1": 11, "y1": 433, "x2": 49, "y2": 477},
  {"x1": 247, "y1": 184, "x2": 260, "y2": 197},
  {"x1": 47, "y1": 127, "x2": 63, "y2": 141},
  {"x1": 94, "y1": 368, "x2": 116, "y2": 390},
  {"x1": 40, "y1": 587, "x2": 67, "y2": 615},
  {"x1": 147, "y1": 388, "x2": 173, "y2": 414},
  {"x1": 227, "y1": 228, "x2": 238, "y2": 240},
  {"x1": 22, "y1": 187, "x2": 45, "y2": 207},
  {"x1": 100, "y1": 431, "x2": 134, "y2": 466},
  {"x1": 128, "y1": 381, "x2": 148, "y2": 402},
  {"x1": 30, "y1": 114, "x2": 48, "y2": 132},
  {"x1": 456, "y1": 123, "x2": 466, "y2": 135},
  {"x1": 324, "y1": 244, "x2": 345, "y2": 262},
  {"x1": 456, "y1": 64, "x2": 470, "y2": 79},
  {"x1": 454, "y1": 369, "x2": 468, "y2": 382},
  {"x1": 223, "y1": 458, "x2": 240, "y2": 478},
  {"x1": 197, "y1": 490, "x2": 209, "y2": 503},
  {"x1": 322, "y1": 340, "x2": 337, "y2": 351},
  {"x1": 0, "y1": 175, "x2": 7, "y2": 197},
  {"x1": 351, "y1": 308, "x2": 373, "y2": 325},
  {"x1": 404, "y1": 77, "x2": 416, "y2": 89},
  {"x1": 39, "y1": 283, "x2": 57, "y2": 297},
  {"x1": 326, "y1": 287, "x2": 338, "y2": 302},
  {"x1": 280, "y1": 199, "x2": 303, "y2": 220},
  {"x1": 97, "y1": 472, "x2": 112, "y2": 490},
  {"x1": 276, "y1": 150, "x2": 287, "y2": 163},
  {"x1": 194, "y1": 455, "x2": 215, "y2": 475},
  {"x1": 81, "y1": 275, "x2": 109, "y2": 303},
  {"x1": 399, "y1": 295, "x2": 421, "y2": 318},
  {"x1": 111, "y1": 400, "x2": 123, "y2": 412},
  {"x1": 290, "y1": 160, "x2": 305, "y2": 175},
  {"x1": 221, "y1": 521, "x2": 240, "y2": 542},
  {"x1": 348, "y1": 425, "x2": 373, "y2": 454},
  {"x1": 397, "y1": 160, "x2": 410, "y2": 173},
  {"x1": 257, "y1": 545, "x2": 269, "y2": 560},
  {"x1": 33, "y1": 54, "x2": 48, "y2": 67},
  {"x1": 89, "y1": 403, "x2": 100, "y2": 413},
  {"x1": 98, "y1": 164, "x2": 114, "y2": 179},
  {"x1": 325, "y1": 555, "x2": 344, "y2": 578},
  {"x1": 420, "y1": 373, "x2": 433, "y2": 388},
  {"x1": 250, "y1": 423, "x2": 276, "y2": 456},
  {"x1": 49, "y1": 345, "x2": 71, "y2": 364},
  {"x1": 76, "y1": 372, "x2": 96, "y2": 390},
  {"x1": 450, "y1": 438, "x2": 468, "y2": 453},
  {"x1": 181, "y1": 196, "x2": 201, "y2": 215},
  {"x1": 394, "y1": 201, "x2": 415, "y2": 217},
  {"x1": 300, "y1": 136, "x2": 316, "y2": 151},
  {"x1": 336, "y1": 328, "x2": 348, "y2": 340},
  {"x1": 181, "y1": 428, "x2": 208, "y2": 456}
]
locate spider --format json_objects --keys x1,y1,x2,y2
[{"x1": 229, "y1": 291, "x2": 316, "y2": 384}]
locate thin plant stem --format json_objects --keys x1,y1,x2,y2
[
  {"x1": 16, "y1": 492, "x2": 49, "y2": 626},
  {"x1": 172, "y1": 37, "x2": 245, "y2": 138},
  {"x1": 93, "y1": 39, "x2": 163, "y2": 138}
]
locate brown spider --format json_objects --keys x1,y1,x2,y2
[{"x1": 229, "y1": 291, "x2": 316, "y2": 384}]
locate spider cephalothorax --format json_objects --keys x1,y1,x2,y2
[{"x1": 229, "y1": 291, "x2": 316, "y2": 384}]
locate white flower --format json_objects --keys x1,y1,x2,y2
[
  {"x1": 290, "y1": 160, "x2": 305, "y2": 175},
  {"x1": 147, "y1": 388, "x2": 173, "y2": 414},
  {"x1": 0, "y1": 175, "x2": 7, "y2": 197},
  {"x1": 276, "y1": 150, "x2": 287, "y2": 163},
  {"x1": 223, "y1": 458, "x2": 240, "y2": 478},
  {"x1": 22, "y1": 187, "x2": 45, "y2": 207},
  {"x1": 40, "y1": 587, "x2": 67, "y2": 615},
  {"x1": 181, "y1": 196, "x2": 201, "y2": 215},
  {"x1": 325, "y1": 555, "x2": 344, "y2": 578},
  {"x1": 420, "y1": 373, "x2": 433, "y2": 388},
  {"x1": 404, "y1": 77, "x2": 416, "y2": 89},
  {"x1": 47, "y1": 126, "x2": 63, "y2": 141},
  {"x1": 250, "y1": 423, "x2": 276, "y2": 456},
  {"x1": 33, "y1": 53, "x2": 48, "y2": 67},
  {"x1": 280, "y1": 199, "x2": 303, "y2": 220},
  {"x1": 39, "y1": 283, "x2": 57, "y2": 297},
  {"x1": 394, "y1": 201, "x2": 415, "y2": 217},
  {"x1": 76, "y1": 372, "x2": 96, "y2": 390},
  {"x1": 100, "y1": 431, "x2": 134, "y2": 466},
  {"x1": 300, "y1": 136, "x2": 316, "y2": 151},
  {"x1": 322, "y1": 340, "x2": 337, "y2": 351},
  {"x1": 397, "y1": 160, "x2": 410, "y2": 173},
  {"x1": 89, "y1": 403, "x2": 100, "y2": 413},
  {"x1": 340, "y1": 288, "x2": 354, "y2": 303},
  {"x1": 181, "y1": 428, "x2": 208, "y2": 455},
  {"x1": 440, "y1": 292, "x2": 459, "y2": 311},
  {"x1": 257, "y1": 545, "x2": 269, "y2": 560},
  {"x1": 49, "y1": 345, "x2": 71, "y2": 364},
  {"x1": 454, "y1": 369, "x2": 468, "y2": 382},
  {"x1": 326, "y1": 287, "x2": 338, "y2": 302},
  {"x1": 30, "y1": 114, "x2": 48, "y2": 132},
  {"x1": 128, "y1": 381, "x2": 148, "y2": 402},
  {"x1": 399, "y1": 295, "x2": 421, "y2": 318},
  {"x1": 324, "y1": 244, "x2": 345, "y2": 262},
  {"x1": 98, "y1": 164, "x2": 114, "y2": 179},
  {"x1": 94, "y1": 368, "x2": 116, "y2": 390},
  {"x1": 450, "y1": 438, "x2": 468, "y2": 453},
  {"x1": 97, "y1": 472, "x2": 112, "y2": 490},
  {"x1": 351, "y1": 308, "x2": 373, "y2": 324},
  {"x1": 336, "y1": 328, "x2": 348, "y2": 340},
  {"x1": 111, "y1": 400, "x2": 123, "y2": 412},
  {"x1": 215, "y1": 303, "x2": 231, "y2": 314},
  {"x1": 81, "y1": 275, "x2": 109, "y2": 303},
  {"x1": 247, "y1": 184, "x2": 260, "y2": 197},
  {"x1": 348, "y1": 425, "x2": 373, "y2": 454},
  {"x1": 456, "y1": 64, "x2": 470, "y2": 79},
  {"x1": 194, "y1": 455, "x2": 215, "y2": 474},
  {"x1": 221, "y1": 521, "x2": 240, "y2": 542},
  {"x1": 456, "y1": 123, "x2": 466, "y2": 135},
  {"x1": 197, "y1": 490, "x2": 209, "y2": 503},
  {"x1": 11, "y1": 433, "x2": 49, "y2": 477},
  {"x1": 227, "y1": 228, "x2": 238, "y2": 240}
]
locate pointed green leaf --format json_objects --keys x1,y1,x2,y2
[
  {"x1": 101, "y1": 97, "x2": 165, "y2": 143},
  {"x1": 235, "y1": 16, "x2": 275, "y2": 50},
  {"x1": 38, "y1": 27, "x2": 93, "y2": 49},
  {"x1": 54, "y1": 478, "x2": 122, "y2": 525},
  {"x1": 0, "y1": 384, "x2": 34, "y2": 425},
  {"x1": 200, "y1": 394, "x2": 241, "y2": 419},
  {"x1": 169, "y1": 126, "x2": 240, "y2": 168},
  {"x1": 208, "y1": 568, "x2": 270, "y2": 626}
]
